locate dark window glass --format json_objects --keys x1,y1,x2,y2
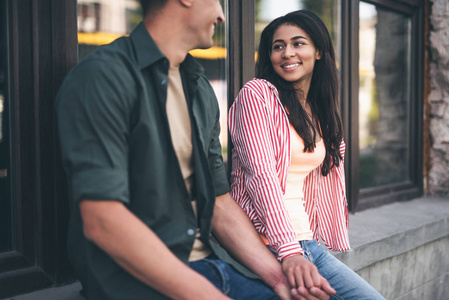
[
  {"x1": 358, "y1": 2, "x2": 411, "y2": 188},
  {"x1": 0, "y1": 0, "x2": 12, "y2": 252}
]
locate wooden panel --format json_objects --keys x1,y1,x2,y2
[{"x1": 0, "y1": 0, "x2": 77, "y2": 296}]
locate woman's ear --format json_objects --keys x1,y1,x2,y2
[{"x1": 315, "y1": 50, "x2": 322, "y2": 60}]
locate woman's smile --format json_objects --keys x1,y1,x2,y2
[{"x1": 281, "y1": 61, "x2": 302, "y2": 71}]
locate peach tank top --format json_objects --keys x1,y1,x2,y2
[{"x1": 284, "y1": 123, "x2": 326, "y2": 241}]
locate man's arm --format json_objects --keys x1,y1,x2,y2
[
  {"x1": 80, "y1": 200, "x2": 230, "y2": 300},
  {"x1": 211, "y1": 193, "x2": 335, "y2": 300}
]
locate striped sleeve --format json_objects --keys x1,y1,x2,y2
[
  {"x1": 229, "y1": 83, "x2": 303, "y2": 260},
  {"x1": 315, "y1": 139, "x2": 350, "y2": 251}
]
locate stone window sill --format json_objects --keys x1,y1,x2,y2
[{"x1": 333, "y1": 196, "x2": 449, "y2": 271}]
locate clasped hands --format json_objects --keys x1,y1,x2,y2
[{"x1": 273, "y1": 254, "x2": 336, "y2": 300}]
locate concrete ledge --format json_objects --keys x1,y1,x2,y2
[
  {"x1": 3, "y1": 282, "x2": 83, "y2": 300},
  {"x1": 5, "y1": 197, "x2": 449, "y2": 300},
  {"x1": 333, "y1": 196, "x2": 449, "y2": 271}
]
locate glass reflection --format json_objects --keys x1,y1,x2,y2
[
  {"x1": 77, "y1": 0, "x2": 228, "y2": 162},
  {"x1": 256, "y1": 0, "x2": 341, "y2": 67},
  {"x1": 77, "y1": 0, "x2": 142, "y2": 59},
  {"x1": 190, "y1": 2, "x2": 228, "y2": 161},
  {"x1": 359, "y1": 2, "x2": 411, "y2": 188},
  {"x1": 0, "y1": 87, "x2": 3, "y2": 143}
]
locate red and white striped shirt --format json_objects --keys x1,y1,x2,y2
[{"x1": 228, "y1": 78, "x2": 350, "y2": 261}]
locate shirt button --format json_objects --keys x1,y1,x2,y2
[
  {"x1": 161, "y1": 79, "x2": 167, "y2": 85},
  {"x1": 187, "y1": 229, "x2": 195, "y2": 236}
]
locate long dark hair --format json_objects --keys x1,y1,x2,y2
[{"x1": 256, "y1": 10, "x2": 343, "y2": 176}]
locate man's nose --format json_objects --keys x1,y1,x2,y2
[{"x1": 217, "y1": 5, "x2": 225, "y2": 24}]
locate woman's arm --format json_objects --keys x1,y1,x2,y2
[
  {"x1": 211, "y1": 193, "x2": 335, "y2": 300},
  {"x1": 229, "y1": 83, "x2": 301, "y2": 260},
  {"x1": 228, "y1": 82, "x2": 335, "y2": 298}
]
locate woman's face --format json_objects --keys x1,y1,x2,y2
[{"x1": 270, "y1": 24, "x2": 321, "y2": 90}]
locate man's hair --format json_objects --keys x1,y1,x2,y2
[{"x1": 139, "y1": 0, "x2": 167, "y2": 16}]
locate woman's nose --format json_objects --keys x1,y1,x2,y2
[{"x1": 283, "y1": 45, "x2": 295, "y2": 58}]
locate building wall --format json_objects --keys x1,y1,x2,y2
[
  {"x1": 334, "y1": 197, "x2": 449, "y2": 300},
  {"x1": 357, "y1": 236, "x2": 449, "y2": 300},
  {"x1": 428, "y1": 0, "x2": 449, "y2": 195}
]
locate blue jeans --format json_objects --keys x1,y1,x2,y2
[
  {"x1": 299, "y1": 240, "x2": 385, "y2": 300},
  {"x1": 189, "y1": 256, "x2": 280, "y2": 299}
]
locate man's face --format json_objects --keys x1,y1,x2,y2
[{"x1": 189, "y1": 0, "x2": 225, "y2": 49}]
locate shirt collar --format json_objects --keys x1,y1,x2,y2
[
  {"x1": 259, "y1": 78, "x2": 277, "y2": 91},
  {"x1": 180, "y1": 54, "x2": 205, "y2": 77},
  {"x1": 130, "y1": 22, "x2": 205, "y2": 77},
  {"x1": 130, "y1": 22, "x2": 165, "y2": 69}
]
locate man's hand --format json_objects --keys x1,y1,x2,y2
[
  {"x1": 271, "y1": 276, "x2": 299, "y2": 300},
  {"x1": 282, "y1": 254, "x2": 336, "y2": 300}
]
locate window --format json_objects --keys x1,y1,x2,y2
[
  {"x1": 352, "y1": 0, "x2": 423, "y2": 210},
  {"x1": 359, "y1": 3, "x2": 411, "y2": 188}
]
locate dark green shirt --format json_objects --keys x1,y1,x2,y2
[{"x1": 56, "y1": 23, "x2": 229, "y2": 300}]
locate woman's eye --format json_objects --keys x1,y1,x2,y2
[
  {"x1": 273, "y1": 44, "x2": 284, "y2": 50},
  {"x1": 294, "y1": 42, "x2": 304, "y2": 47}
]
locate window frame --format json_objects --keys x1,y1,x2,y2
[
  {"x1": 0, "y1": 0, "x2": 78, "y2": 298},
  {"x1": 0, "y1": 0, "x2": 13, "y2": 253},
  {"x1": 346, "y1": 0, "x2": 424, "y2": 211},
  {"x1": 226, "y1": 0, "x2": 256, "y2": 170}
]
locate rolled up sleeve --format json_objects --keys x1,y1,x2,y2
[
  {"x1": 56, "y1": 58, "x2": 136, "y2": 204},
  {"x1": 208, "y1": 102, "x2": 230, "y2": 197}
]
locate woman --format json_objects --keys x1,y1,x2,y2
[{"x1": 229, "y1": 10, "x2": 385, "y2": 300}]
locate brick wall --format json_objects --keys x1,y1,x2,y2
[{"x1": 428, "y1": 0, "x2": 449, "y2": 195}]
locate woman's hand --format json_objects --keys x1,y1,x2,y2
[{"x1": 282, "y1": 254, "x2": 336, "y2": 300}]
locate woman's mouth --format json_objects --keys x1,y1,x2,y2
[{"x1": 281, "y1": 62, "x2": 302, "y2": 70}]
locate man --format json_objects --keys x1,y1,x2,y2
[{"x1": 56, "y1": 0, "x2": 335, "y2": 299}]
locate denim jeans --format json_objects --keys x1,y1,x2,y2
[
  {"x1": 189, "y1": 256, "x2": 280, "y2": 299},
  {"x1": 299, "y1": 240, "x2": 386, "y2": 300}
]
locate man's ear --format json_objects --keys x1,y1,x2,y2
[{"x1": 179, "y1": 0, "x2": 193, "y2": 7}]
